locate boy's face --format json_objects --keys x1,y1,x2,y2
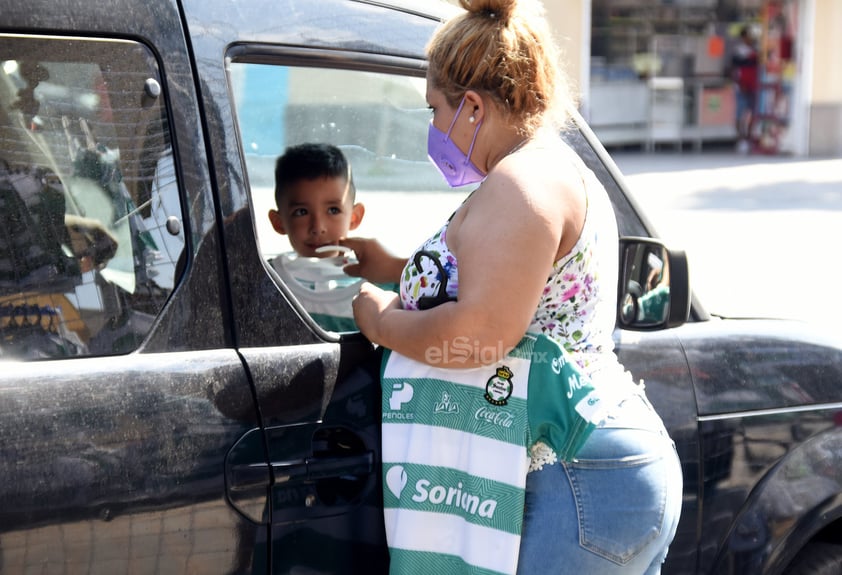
[{"x1": 268, "y1": 176, "x2": 364, "y2": 258}]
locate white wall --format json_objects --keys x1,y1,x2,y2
[{"x1": 808, "y1": 0, "x2": 842, "y2": 154}]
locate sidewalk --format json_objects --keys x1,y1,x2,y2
[
  {"x1": 612, "y1": 147, "x2": 842, "y2": 177},
  {"x1": 607, "y1": 149, "x2": 842, "y2": 330},
  {"x1": 612, "y1": 149, "x2": 842, "y2": 212}
]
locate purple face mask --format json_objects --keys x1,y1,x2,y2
[{"x1": 427, "y1": 97, "x2": 485, "y2": 187}]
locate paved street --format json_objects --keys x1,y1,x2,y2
[{"x1": 611, "y1": 149, "x2": 842, "y2": 330}]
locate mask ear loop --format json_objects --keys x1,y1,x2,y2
[
  {"x1": 444, "y1": 97, "x2": 482, "y2": 169},
  {"x1": 444, "y1": 97, "x2": 468, "y2": 139},
  {"x1": 464, "y1": 116, "x2": 482, "y2": 168}
]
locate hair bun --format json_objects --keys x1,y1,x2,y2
[{"x1": 460, "y1": 0, "x2": 515, "y2": 25}]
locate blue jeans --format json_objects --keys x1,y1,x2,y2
[{"x1": 516, "y1": 395, "x2": 683, "y2": 575}]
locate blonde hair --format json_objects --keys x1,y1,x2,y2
[{"x1": 426, "y1": 0, "x2": 572, "y2": 136}]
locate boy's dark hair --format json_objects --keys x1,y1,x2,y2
[{"x1": 274, "y1": 143, "x2": 355, "y2": 207}]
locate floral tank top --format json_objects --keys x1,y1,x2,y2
[{"x1": 399, "y1": 144, "x2": 634, "y2": 470}]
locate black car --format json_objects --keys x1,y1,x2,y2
[{"x1": 0, "y1": 1, "x2": 841, "y2": 574}]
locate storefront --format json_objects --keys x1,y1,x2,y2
[{"x1": 587, "y1": 0, "x2": 802, "y2": 154}]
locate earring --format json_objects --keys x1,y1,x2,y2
[{"x1": 469, "y1": 116, "x2": 476, "y2": 124}]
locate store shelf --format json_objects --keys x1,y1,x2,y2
[{"x1": 590, "y1": 77, "x2": 738, "y2": 150}]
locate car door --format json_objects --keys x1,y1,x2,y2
[
  {"x1": 0, "y1": 1, "x2": 271, "y2": 573},
  {"x1": 179, "y1": 1, "x2": 459, "y2": 572}
]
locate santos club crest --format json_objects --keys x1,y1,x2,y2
[{"x1": 484, "y1": 366, "x2": 513, "y2": 406}]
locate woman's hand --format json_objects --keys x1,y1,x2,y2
[
  {"x1": 339, "y1": 237, "x2": 406, "y2": 283},
  {"x1": 352, "y1": 281, "x2": 401, "y2": 345}
]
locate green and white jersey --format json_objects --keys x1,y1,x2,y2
[
  {"x1": 381, "y1": 339, "x2": 533, "y2": 575},
  {"x1": 381, "y1": 333, "x2": 613, "y2": 575}
]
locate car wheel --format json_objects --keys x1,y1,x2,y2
[{"x1": 784, "y1": 542, "x2": 842, "y2": 575}]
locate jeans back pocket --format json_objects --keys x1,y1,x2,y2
[{"x1": 567, "y1": 438, "x2": 672, "y2": 564}]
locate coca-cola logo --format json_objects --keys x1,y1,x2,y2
[{"x1": 474, "y1": 406, "x2": 514, "y2": 428}]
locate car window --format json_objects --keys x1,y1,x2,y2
[
  {"x1": 0, "y1": 35, "x2": 184, "y2": 359},
  {"x1": 229, "y1": 62, "x2": 460, "y2": 332},
  {"x1": 231, "y1": 63, "x2": 459, "y2": 258}
]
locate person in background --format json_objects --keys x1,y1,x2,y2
[
  {"x1": 267, "y1": 142, "x2": 366, "y2": 332},
  {"x1": 343, "y1": 0, "x2": 683, "y2": 573},
  {"x1": 732, "y1": 25, "x2": 759, "y2": 154}
]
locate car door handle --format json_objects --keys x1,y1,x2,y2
[
  {"x1": 229, "y1": 451, "x2": 373, "y2": 491},
  {"x1": 272, "y1": 452, "x2": 374, "y2": 483},
  {"x1": 228, "y1": 462, "x2": 272, "y2": 492}
]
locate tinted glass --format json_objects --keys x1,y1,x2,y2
[{"x1": 0, "y1": 35, "x2": 183, "y2": 358}]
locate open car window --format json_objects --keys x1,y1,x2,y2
[
  {"x1": 229, "y1": 62, "x2": 460, "y2": 332},
  {"x1": 0, "y1": 35, "x2": 184, "y2": 359}
]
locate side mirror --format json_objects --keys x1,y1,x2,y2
[{"x1": 617, "y1": 237, "x2": 690, "y2": 330}]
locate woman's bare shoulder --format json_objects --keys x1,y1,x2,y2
[{"x1": 485, "y1": 143, "x2": 582, "y2": 211}]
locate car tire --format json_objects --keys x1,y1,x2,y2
[{"x1": 784, "y1": 542, "x2": 842, "y2": 575}]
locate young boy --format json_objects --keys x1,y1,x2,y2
[{"x1": 267, "y1": 143, "x2": 366, "y2": 332}]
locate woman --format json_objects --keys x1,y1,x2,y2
[{"x1": 343, "y1": 0, "x2": 683, "y2": 573}]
